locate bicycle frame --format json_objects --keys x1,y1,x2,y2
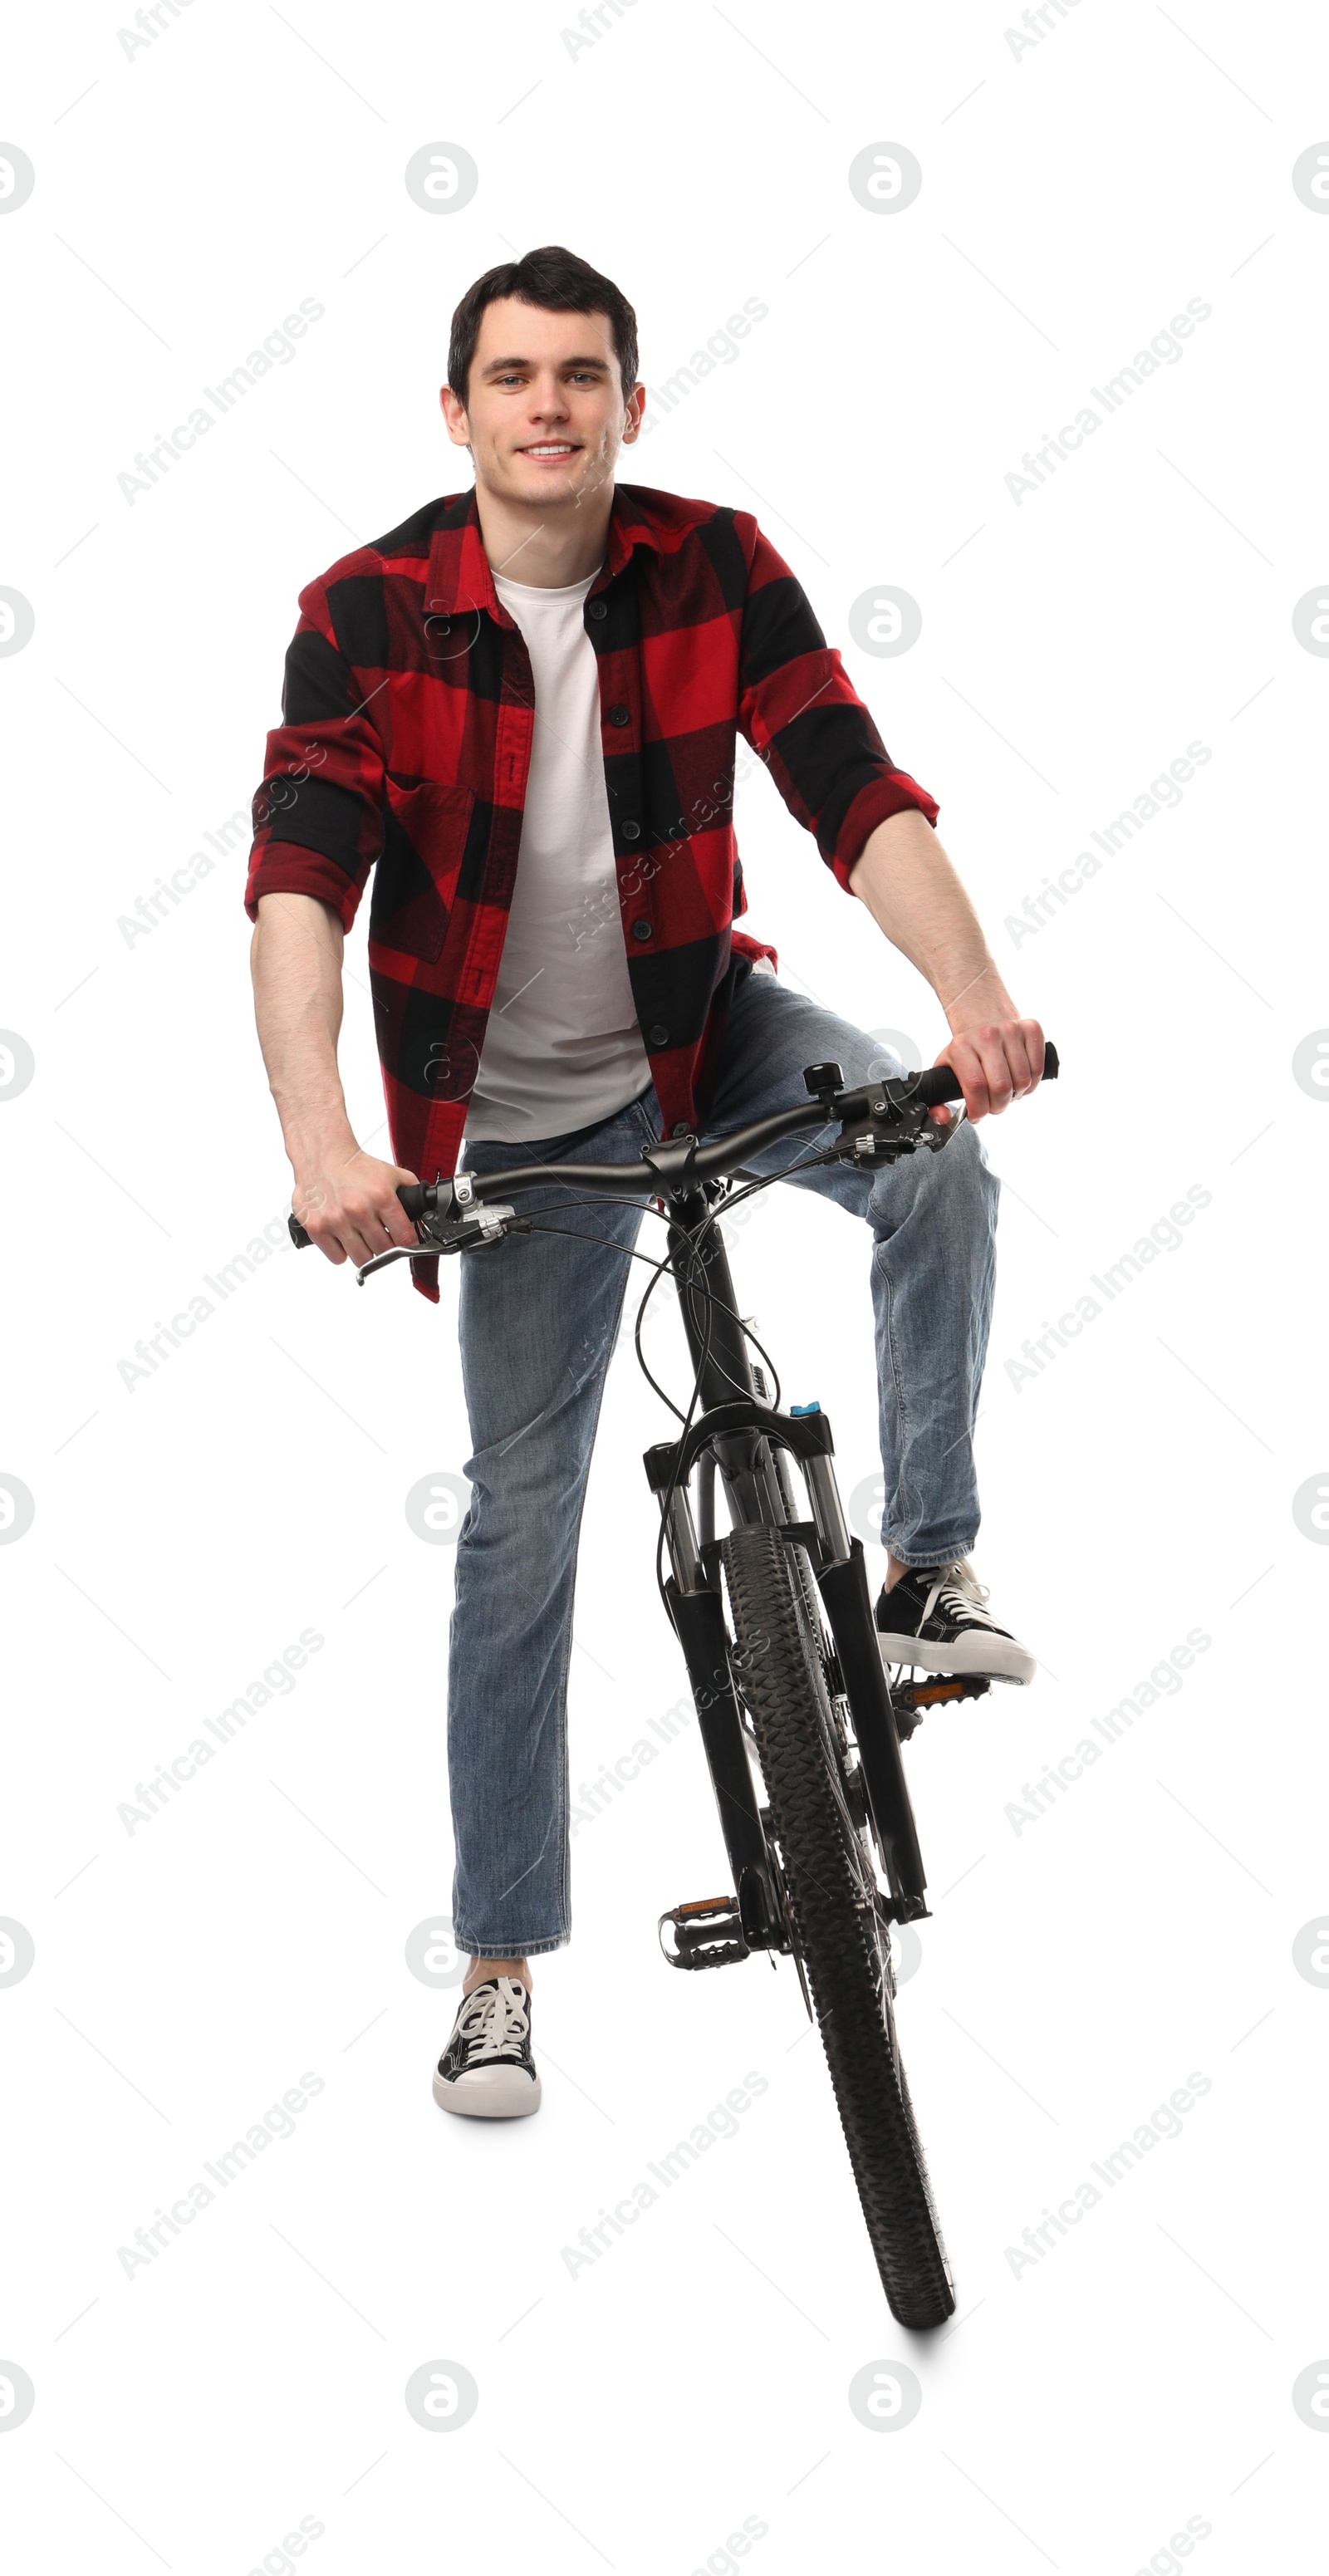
[
  {"x1": 642, "y1": 1170, "x2": 932, "y2": 1948},
  {"x1": 292, "y1": 1047, "x2": 1061, "y2": 1943}
]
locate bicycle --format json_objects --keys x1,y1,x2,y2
[{"x1": 291, "y1": 1042, "x2": 1058, "y2": 2328}]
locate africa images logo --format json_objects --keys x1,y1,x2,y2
[{"x1": 1003, "y1": 298, "x2": 1213, "y2": 503}]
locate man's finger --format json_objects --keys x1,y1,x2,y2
[
  {"x1": 343, "y1": 1202, "x2": 406, "y2": 1266},
  {"x1": 381, "y1": 1195, "x2": 423, "y2": 1249},
  {"x1": 341, "y1": 1219, "x2": 395, "y2": 1268},
  {"x1": 960, "y1": 1039, "x2": 998, "y2": 1119},
  {"x1": 998, "y1": 1034, "x2": 1034, "y2": 1102},
  {"x1": 1012, "y1": 1020, "x2": 1043, "y2": 1089},
  {"x1": 1018, "y1": 1021, "x2": 1046, "y2": 1089},
  {"x1": 966, "y1": 1032, "x2": 1027, "y2": 1116},
  {"x1": 369, "y1": 1165, "x2": 421, "y2": 1248}
]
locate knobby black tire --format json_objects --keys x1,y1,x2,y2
[{"x1": 721, "y1": 1522, "x2": 954, "y2": 2329}]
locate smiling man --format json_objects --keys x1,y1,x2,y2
[{"x1": 246, "y1": 245, "x2": 1045, "y2": 2122}]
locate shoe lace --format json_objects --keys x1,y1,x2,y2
[
  {"x1": 456, "y1": 1978, "x2": 529, "y2": 2063},
  {"x1": 926, "y1": 1558, "x2": 997, "y2": 1629}
]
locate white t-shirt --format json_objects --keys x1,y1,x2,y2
[{"x1": 463, "y1": 567, "x2": 652, "y2": 1143}]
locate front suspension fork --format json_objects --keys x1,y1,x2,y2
[
  {"x1": 815, "y1": 1540, "x2": 929, "y2": 1921},
  {"x1": 663, "y1": 1576, "x2": 784, "y2": 1952},
  {"x1": 655, "y1": 1423, "x2": 930, "y2": 1926}
]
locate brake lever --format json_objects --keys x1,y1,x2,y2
[
  {"x1": 831, "y1": 1088, "x2": 964, "y2": 1168},
  {"x1": 918, "y1": 1102, "x2": 965, "y2": 1151},
  {"x1": 355, "y1": 1204, "x2": 523, "y2": 1285}
]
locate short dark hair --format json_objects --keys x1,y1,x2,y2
[{"x1": 447, "y1": 244, "x2": 639, "y2": 409}]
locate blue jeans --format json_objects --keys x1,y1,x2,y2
[{"x1": 447, "y1": 967, "x2": 999, "y2": 1956}]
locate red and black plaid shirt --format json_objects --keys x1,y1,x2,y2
[{"x1": 244, "y1": 479, "x2": 938, "y2": 1298}]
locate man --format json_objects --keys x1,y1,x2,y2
[{"x1": 246, "y1": 246, "x2": 1044, "y2": 2124}]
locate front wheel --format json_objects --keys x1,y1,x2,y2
[{"x1": 721, "y1": 1522, "x2": 954, "y2": 2328}]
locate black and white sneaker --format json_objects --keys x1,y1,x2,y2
[
  {"x1": 875, "y1": 1558, "x2": 1037, "y2": 1686},
  {"x1": 433, "y1": 1976, "x2": 542, "y2": 2119}
]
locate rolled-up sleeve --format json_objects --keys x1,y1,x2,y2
[
  {"x1": 736, "y1": 523, "x2": 939, "y2": 894},
  {"x1": 243, "y1": 577, "x2": 386, "y2": 927}
]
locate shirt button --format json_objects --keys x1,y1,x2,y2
[
  {"x1": 608, "y1": 704, "x2": 630, "y2": 726},
  {"x1": 649, "y1": 1023, "x2": 669, "y2": 1047},
  {"x1": 588, "y1": 599, "x2": 608, "y2": 621},
  {"x1": 621, "y1": 820, "x2": 640, "y2": 841},
  {"x1": 631, "y1": 918, "x2": 653, "y2": 941}
]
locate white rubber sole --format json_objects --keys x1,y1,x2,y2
[
  {"x1": 433, "y1": 2064, "x2": 542, "y2": 2118},
  {"x1": 878, "y1": 1630, "x2": 1037, "y2": 1687}
]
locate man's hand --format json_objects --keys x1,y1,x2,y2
[
  {"x1": 931, "y1": 1015, "x2": 1045, "y2": 1124},
  {"x1": 292, "y1": 1139, "x2": 422, "y2": 1269},
  {"x1": 250, "y1": 893, "x2": 424, "y2": 1270},
  {"x1": 846, "y1": 814, "x2": 1044, "y2": 1124}
]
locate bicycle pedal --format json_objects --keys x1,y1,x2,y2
[
  {"x1": 658, "y1": 1895, "x2": 751, "y2": 1971},
  {"x1": 889, "y1": 1673, "x2": 992, "y2": 1739},
  {"x1": 900, "y1": 1676, "x2": 993, "y2": 1707}
]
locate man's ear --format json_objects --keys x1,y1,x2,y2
[
  {"x1": 621, "y1": 382, "x2": 645, "y2": 444},
  {"x1": 439, "y1": 384, "x2": 472, "y2": 449}
]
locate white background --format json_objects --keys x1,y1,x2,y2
[{"x1": 2, "y1": 2, "x2": 1327, "y2": 2569}]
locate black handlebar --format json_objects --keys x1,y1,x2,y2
[{"x1": 287, "y1": 1042, "x2": 1058, "y2": 1253}]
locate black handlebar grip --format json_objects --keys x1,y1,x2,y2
[
  {"x1": 912, "y1": 1063, "x2": 965, "y2": 1109},
  {"x1": 287, "y1": 1178, "x2": 431, "y2": 1253},
  {"x1": 912, "y1": 1038, "x2": 1058, "y2": 1110}
]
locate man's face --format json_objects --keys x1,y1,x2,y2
[{"x1": 441, "y1": 297, "x2": 643, "y2": 510}]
